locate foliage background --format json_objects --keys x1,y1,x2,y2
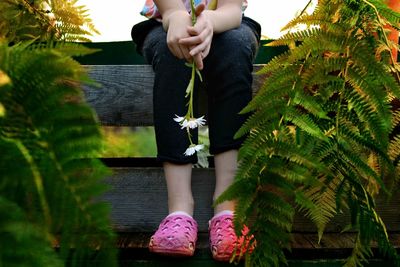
[
  {"x1": 0, "y1": 1, "x2": 117, "y2": 266},
  {"x1": 217, "y1": 0, "x2": 400, "y2": 266}
]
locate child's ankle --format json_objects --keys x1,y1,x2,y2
[
  {"x1": 213, "y1": 209, "x2": 233, "y2": 218},
  {"x1": 168, "y1": 210, "x2": 194, "y2": 218}
]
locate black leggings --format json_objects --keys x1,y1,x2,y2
[{"x1": 140, "y1": 17, "x2": 261, "y2": 164}]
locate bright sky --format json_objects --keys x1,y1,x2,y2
[{"x1": 79, "y1": 0, "x2": 314, "y2": 42}]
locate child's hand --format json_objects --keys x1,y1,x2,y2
[
  {"x1": 165, "y1": 10, "x2": 194, "y2": 63},
  {"x1": 179, "y1": 6, "x2": 213, "y2": 70}
]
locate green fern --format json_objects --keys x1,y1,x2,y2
[
  {"x1": 0, "y1": 0, "x2": 99, "y2": 43},
  {"x1": 0, "y1": 41, "x2": 117, "y2": 266},
  {"x1": 389, "y1": 109, "x2": 400, "y2": 185},
  {"x1": 0, "y1": 196, "x2": 64, "y2": 267},
  {"x1": 217, "y1": 0, "x2": 400, "y2": 266}
]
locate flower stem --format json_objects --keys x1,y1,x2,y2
[
  {"x1": 190, "y1": 0, "x2": 197, "y2": 25},
  {"x1": 176, "y1": 0, "x2": 205, "y2": 155}
]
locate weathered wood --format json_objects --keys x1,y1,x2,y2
[
  {"x1": 90, "y1": 232, "x2": 400, "y2": 266},
  {"x1": 83, "y1": 65, "x2": 154, "y2": 126},
  {"x1": 83, "y1": 65, "x2": 265, "y2": 126},
  {"x1": 103, "y1": 167, "x2": 214, "y2": 232},
  {"x1": 86, "y1": 62, "x2": 400, "y2": 256},
  {"x1": 117, "y1": 232, "x2": 400, "y2": 251},
  {"x1": 102, "y1": 167, "x2": 400, "y2": 233}
]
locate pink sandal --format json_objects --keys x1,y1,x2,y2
[
  {"x1": 208, "y1": 212, "x2": 254, "y2": 262},
  {"x1": 149, "y1": 212, "x2": 198, "y2": 257}
]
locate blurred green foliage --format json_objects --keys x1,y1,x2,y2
[
  {"x1": 101, "y1": 126, "x2": 211, "y2": 168},
  {"x1": 0, "y1": 1, "x2": 117, "y2": 267},
  {"x1": 101, "y1": 127, "x2": 157, "y2": 157}
]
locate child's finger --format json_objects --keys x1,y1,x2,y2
[
  {"x1": 180, "y1": 27, "x2": 211, "y2": 47},
  {"x1": 194, "y1": 3, "x2": 205, "y2": 17},
  {"x1": 186, "y1": 26, "x2": 201, "y2": 37},
  {"x1": 193, "y1": 53, "x2": 203, "y2": 70},
  {"x1": 179, "y1": 35, "x2": 202, "y2": 46},
  {"x1": 189, "y1": 35, "x2": 212, "y2": 56},
  {"x1": 179, "y1": 45, "x2": 192, "y2": 62},
  {"x1": 167, "y1": 42, "x2": 191, "y2": 62}
]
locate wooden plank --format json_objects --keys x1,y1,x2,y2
[
  {"x1": 116, "y1": 232, "x2": 400, "y2": 262},
  {"x1": 102, "y1": 167, "x2": 400, "y2": 233},
  {"x1": 102, "y1": 167, "x2": 214, "y2": 232},
  {"x1": 117, "y1": 232, "x2": 400, "y2": 250},
  {"x1": 83, "y1": 65, "x2": 265, "y2": 126},
  {"x1": 83, "y1": 65, "x2": 154, "y2": 126}
]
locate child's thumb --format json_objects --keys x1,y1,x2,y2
[{"x1": 194, "y1": 3, "x2": 205, "y2": 17}]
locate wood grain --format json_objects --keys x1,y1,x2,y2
[
  {"x1": 117, "y1": 232, "x2": 400, "y2": 250},
  {"x1": 83, "y1": 65, "x2": 265, "y2": 126},
  {"x1": 102, "y1": 167, "x2": 400, "y2": 233},
  {"x1": 86, "y1": 63, "x2": 400, "y2": 253}
]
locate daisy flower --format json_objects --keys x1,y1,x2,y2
[
  {"x1": 183, "y1": 116, "x2": 206, "y2": 129},
  {"x1": 184, "y1": 144, "x2": 204, "y2": 156},
  {"x1": 173, "y1": 115, "x2": 185, "y2": 123},
  {"x1": 174, "y1": 115, "x2": 206, "y2": 129}
]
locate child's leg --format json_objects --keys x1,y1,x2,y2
[
  {"x1": 141, "y1": 24, "x2": 199, "y2": 256},
  {"x1": 142, "y1": 25, "x2": 199, "y2": 216},
  {"x1": 164, "y1": 162, "x2": 194, "y2": 215},
  {"x1": 213, "y1": 149, "x2": 237, "y2": 214},
  {"x1": 202, "y1": 18, "x2": 260, "y2": 212},
  {"x1": 203, "y1": 18, "x2": 260, "y2": 261},
  {"x1": 142, "y1": 25, "x2": 199, "y2": 166}
]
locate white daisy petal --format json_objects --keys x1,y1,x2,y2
[
  {"x1": 183, "y1": 144, "x2": 204, "y2": 156},
  {"x1": 184, "y1": 146, "x2": 196, "y2": 156},
  {"x1": 174, "y1": 115, "x2": 185, "y2": 123},
  {"x1": 187, "y1": 120, "x2": 198, "y2": 129},
  {"x1": 181, "y1": 119, "x2": 189, "y2": 129},
  {"x1": 181, "y1": 116, "x2": 207, "y2": 130},
  {"x1": 195, "y1": 116, "x2": 206, "y2": 127}
]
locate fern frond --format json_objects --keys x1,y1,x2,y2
[
  {"x1": 285, "y1": 107, "x2": 329, "y2": 141},
  {"x1": 293, "y1": 90, "x2": 330, "y2": 119},
  {"x1": 344, "y1": 235, "x2": 373, "y2": 267},
  {"x1": 339, "y1": 123, "x2": 392, "y2": 167},
  {"x1": 369, "y1": 0, "x2": 400, "y2": 25},
  {"x1": 281, "y1": 13, "x2": 322, "y2": 31},
  {"x1": 268, "y1": 27, "x2": 323, "y2": 47},
  {"x1": 346, "y1": 67, "x2": 391, "y2": 126},
  {"x1": 240, "y1": 76, "x2": 293, "y2": 114},
  {"x1": 296, "y1": 175, "x2": 342, "y2": 241},
  {"x1": 389, "y1": 135, "x2": 400, "y2": 161},
  {"x1": 0, "y1": 0, "x2": 98, "y2": 43},
  {"x1": 227, "y1": 0, "x2": 400, "y2": 265},
  {"x1": 235, "y1": 102, "x2": 284, "y2": 138},
  {"x1": 257, "y1": 49, "x2": 295, "y2": 75},
  {"x1": 337, "y1": 142, "x2": 384, "y2": 188},
  {"x1": 0, "y1": 42, "x2": 117, "y2": 266},
  {"x1": 0, "y1": 196, "x2": 64, "y2": 267},
  {"x1": 343, "y1": 89, "x2": 389, "y2": 146}
]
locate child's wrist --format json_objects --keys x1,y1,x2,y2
[
  {"x1": 163, "y1": 9, "x2": 189, "y2": 31},
  {"x1": 201, "y1": 10, "x2": 216, "y2": 33}
]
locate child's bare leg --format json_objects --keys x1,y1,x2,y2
[
  {"x1": 213, "y1": 149, "x2": 237, "y2": 214},
  {"x1": 164, "y1": 162, "x2": 194, "y2": 216}
]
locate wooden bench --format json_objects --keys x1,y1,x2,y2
[{"x1": 79, "y1": 41, "x2": 400, "y2": 266}]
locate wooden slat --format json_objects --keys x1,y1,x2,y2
[
  {"x1": 83, "y1": 65, "x2": 154, "y2": 126},
  {"x1": 117, "y1": 232, "x2": 400, "y2": 250},
  {"x1": 102, "y1": 167, "x2": 400, "y2": 233},
  {"x1": 103, "y1": 167, "x2": 214, "y2": 232},
  {"x1": 83, "y1": 65, "x2": 265, "y2": 126},
  {"x1": 117, "y1": 233, "x2": 400, "y2": 267},
  {"x1": 86, "y1": 63, "x2": 400, "y2": 254}
]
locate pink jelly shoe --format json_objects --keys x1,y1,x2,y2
[
  {"x1": 149, "y1": 213, "x2": 198, "y2": 257},
  {"x1": 208, "y1": 212, "x2": 254, "y2": 262}
]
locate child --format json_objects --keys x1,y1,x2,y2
[{"x1": 131, "y1": 0, "x2": 261, "y2": 261}]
